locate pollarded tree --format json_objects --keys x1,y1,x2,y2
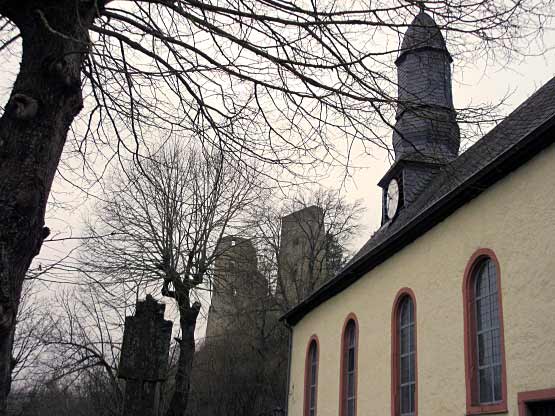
[
  {"x1": 80, "y1": 140, "x2": 260, "y2": 415},
  {"x1": 0, "y1": 0, "x2": 553, "y2": 409}
]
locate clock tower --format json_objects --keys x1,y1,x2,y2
[{"x1": 380, "y1": 11, "x2": 460, "y2": 224}]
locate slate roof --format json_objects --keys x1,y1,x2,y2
[
  {"x1": 282, "y1": 76, "x2": 555, "y2": 326},
  {"x1": 398, "y1": 12, "x2": 449, "y2": 58}
]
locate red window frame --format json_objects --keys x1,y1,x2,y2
[
  {"x1": 518, "y1": 388, "x2": 555, "y2": 415},
  {"x1": 304, "y1": 335, "x2": 320, "y2": 416},
  {"x1": 391, "y1": 288, "x2": 418, "y2": 416},
  {"x1": 339, "y1": 313, "x2": 359, "y2": 416},
  {"x1": 463, "y1": 248, "x2": 508, "y2": 415}
]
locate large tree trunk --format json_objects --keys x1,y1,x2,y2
[
  {"x1": 165, "y1": 302, "x2": 200, "y2": 416},
  {"x1": 0, "y1": 1, "x2": 95, "y2": 412}
]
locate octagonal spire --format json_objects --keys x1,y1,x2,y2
[
  {"x1": 397, "y1": 11, "x2": 451, "y2": 64},
  {"x1": 392, "y1": 11, "x2": 459, "y2": 162}
]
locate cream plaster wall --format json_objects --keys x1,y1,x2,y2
[{"x1": 288, "y1": 142, "x2": 555, "y2": 416}]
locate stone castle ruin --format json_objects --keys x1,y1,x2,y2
[
  {"x1": 190, "y1": 206, "x2": 331, "y2": 415},
  {"x1": 206, "y1": 205, "x2": 331, "y2": 341}
]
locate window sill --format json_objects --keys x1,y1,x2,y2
[{"x1": 466, "y1": 403, "x2": 508, "y2": 415}]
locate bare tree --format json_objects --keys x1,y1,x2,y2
[
  {"x1": 0, "y1": 0, "x2": 553, "y2": 409},
  {"x1": 80, "y1": 140, "x2": 259, "y2": 415},
  {"x1": 39, "y1": 288, "x2": 122, "y2": 403},
  {"x1": 10, "y1": 281, "x2": 52, "y2": 392},
  {"x1": 9, "y1": 286, "x2": 124, "y2": 416}
]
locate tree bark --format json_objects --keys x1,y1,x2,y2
[
  {"x1": 165, "y1": 301, "x2": 200, "y2": 416},
  {"x1": 0, "y1": 1, "x2": 96, "y2": 412}
]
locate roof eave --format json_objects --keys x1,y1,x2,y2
[{"x1": 281, "y1": 114, "x2": 555, "y2": 326}]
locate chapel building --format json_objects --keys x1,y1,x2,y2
[{"x1": 282, "y1": 11, "x2": 555, "y2": 416}]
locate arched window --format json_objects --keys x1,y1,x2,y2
[
  {"x1": 463, "y1": 249, "x2": 507, "y2": 415},
  {"x1": 340, "y1": 315, "x2": 358, "y2": 416},
  {"x1": 391, "y1": 289, "x2": 417, "y2": 416},
  {"x1": 304, "y1": 336, "x2": 319, "y2": 416}
]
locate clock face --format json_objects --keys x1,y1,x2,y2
[{"x1": 386, "y1": 179, "x2": 400, "y2": 219}]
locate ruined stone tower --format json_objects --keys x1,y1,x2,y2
[
  {"x1": 205, "y1": 236, "x2": 267, "y2": 340},
  {"x1": 206, "y1": 207, "x2": 330, "y2": 335},
  {"x1": 277, "y1": 205, "x2": 328, "y2": 310},
  {"x1": 379, "y1": 12, "x2": 460, "y2": 223}
]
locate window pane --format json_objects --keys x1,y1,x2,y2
[
  {"x1": 348, "y1": 348, "x2": 355, "y2": 372},
  {"x1": 410, "y1": 383, "x2": 416, "y2": 413},
  {"x1": 409, "y1": 353, "x2": 415, "y2": 383},
  {"x1": 347, "y1": 398, "x2": 355, "y2": 416},
  {"x1": 473, "y1": 258, "x2": 503, "y2": 406},
  {"x1": 487, "y1": 261, "x2": 497, "y2": 293},
  {"x1": 401, "y1": 301, "x2": 410, "y2": 326},
  {"x1": 493, "y1": 364, "x2": 502, "y2": 402},
  {"x1": 476, "y1": 297, "x2": 484, "y2": 330},
  {"x1": 348, "y1": 373, "x2": 355, "y2": 397},
  {"x1": 348, "y1": 324, "x2": 356, "y2": 347},
  {"x1": 401, "y1": 327, "x2": 409, "y2": 354},
  {"x1": 398, "y1": 296, "x2": 416, "y2": 416},
  {"x1": 491, "y1": 328, "x2": 501, "y2": 364},
  {"x1": 400, "y1": 297, "x2": 413, "y2": 326},
  {"x1": 311, "y1": 359, "x2": 317, "y2": 379},
  {"x1": 307, "y1": 341, "x2": 318, "y2": 416},
  {"x1": 343, "y1": 320, "x2": 356, "y2": 415},
  {"x1": 491, "y1": 298, "x2": 500, "y2": 328},
  {"x1": 477, "y1": 332, "x2": 491, "y2": 366},
  {"x1": 408, "y1": 325, "x2": 414, "y2": 352},
  {"x1": 401, "y1": 356, "x2": 410, "y2": 383},
  {"x1": 476, "y1": 296, "x2": 492, "y2": 331},
  {"x1": 401, "y1": 385, "x2": 410, "y2": 414},
  {"x1": 476, "y1": 267, "x2": 488, "y2": 297},
  {"x1": 479, "y1": 368, "x2": 493, "y2": 403},
  {"x1": 311, "y1": 344, "x2": 318, "y2": 365}
]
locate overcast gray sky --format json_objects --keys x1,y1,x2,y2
[{"x1": 1, "y1": 16, "x2": 555, "y2": 340}]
